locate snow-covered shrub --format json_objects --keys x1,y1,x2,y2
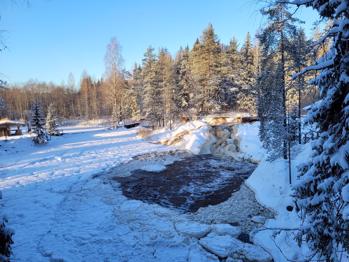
[{"x1": 0, "y1": 216, "x2": 13, "y2": 260}]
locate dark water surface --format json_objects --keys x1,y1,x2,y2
[{"x1": 114, "y1": 154, "x2": 257, "y2": 212}]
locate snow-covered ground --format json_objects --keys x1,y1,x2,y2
[
  {"x1": 0, "y1": 122, "x2": 271, "y2": 262},
  {"x1": 2, "y1": 120, "x2": 339, "y2": 261}
]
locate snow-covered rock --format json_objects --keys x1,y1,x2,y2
[
  {"x1": 199, "y1": 233, "x2": 236, "y2": 258},
  {"x1": 251, "y1": 215, "x2": 266, "y2": 224},
  {"x1": 238, "y1": 242, "x2": 272, "y2": 262},
  {"x1": 199, "y1": 232, "x2": 272, "y2": 261},
  {"x1": 211, "y1": 224, "x2": 241, "y2": 237},
  {"x1": 174, "y1": 221, "x2": 211, "y2": 239},
  {"x1": 188, "y1": 245, "x2": 219, "y2": 262}
]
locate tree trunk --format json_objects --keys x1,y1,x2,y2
[{"x1": 280, "y1": 30, "x2": 288, "y2": 160}]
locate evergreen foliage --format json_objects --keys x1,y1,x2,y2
[
  {"x1": 257, "y1": 2, "x2": 300, "y2": 160},
  {"x1": 0, "y1": 216, "x2": 13, "y2": 261},
  {"x1": 30, "y1": 102, "x2": 49, "y2": 144},
  {"x1": 289, "y1": 0, "x2": 349, "y2": 260},
  {"x1": 46, "y1": 103, "x2": 60, "y2": 136}
]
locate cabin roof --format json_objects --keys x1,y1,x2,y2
[{"x1": 0, "y1": 119, "x2": 25, "y2": 128}]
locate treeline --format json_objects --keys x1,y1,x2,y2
[{"x1": 0, "y1": 24, "x2": 319, "y2": 127}]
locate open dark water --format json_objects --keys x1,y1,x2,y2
[{"x1": 114, "y1": 155, "x2": 257, "y2": 212}]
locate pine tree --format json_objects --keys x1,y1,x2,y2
[
  {"x1": 189, "y1": 39, "x2": 204, "y2": 115},
  {"x1": 189, "y1": 25, "x2": 223, "y2": 114},
  {"x1": 158, "y1": 49, "x2": 176, "y2": 127},
  {"x1": 46, "y1": 103, "x2": 59, "y2": 136},
  {"x1": 200, "y1": 24, "x2": 223, "y2": 113},
  {"x1": 30, "y1": 102, "x2": 48, "y2": 144},
  {"x1": 289, "y1": 28, "x2": 309, "y2": 144},
  {"x1": 257, "y1": 2, "x2": 299, "y2": 160},
  {"x1": 289, "y1": 0, "x2": 349, "y2": 260}
]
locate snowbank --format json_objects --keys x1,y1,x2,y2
[
  {"x1": 246, "y1": 144, "x2": 314, "y2": 261},
  {"x1": 236, "y1": 122, "x2": 266, "y2": 162}
]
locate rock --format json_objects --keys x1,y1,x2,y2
[
  {"x1": 211, "y1": 224, "x2": 241, "y2": 237},
  {"x1": 251, "y1": 215, "x2": 266, "y2": 224},
  {"x1": 237, "y1": 242, "x2": 272, "y2": 262},
  {"x1": 199, "y1": 233, "x2": 237, "y2": 258},
  {"x1": 175, "y1": 221, "x2": 211, "y2": 239},
  {"x1": 199, "y1": 233, "x2": 272, "y2": 261},
  {"x1": 188, "y1": 245, "x2": 219, "y2": 262},
  {"x1": 226, "y1": 258, "x2": 243, "y2": 262}
]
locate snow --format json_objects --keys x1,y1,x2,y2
[
  {"x1": 4, "y1": 118, "x2": 342, "y2": 261},
  {"x1": 199, "y1": 232, "x2": 272, "y2": 261},
  {"x1": 174, "y1": 221, "x2": 211, "y2": 238},
  {"x1": 0, "y1": 121, "x2": 267, "y2": 261},
  {"x1": 0, "y1": 125, "x2": 196, "y2": 261},
  {"x1": 210, "y1": 224, "x2": 241, "y2": 237},
  {"x1": 199, "y1": 233, "x2": 237, "y2": 258},
  {"x1": 236, "y1": 122, "x2": 266, "y2": 162},
  {"x1": 342, "y1": 182, "x2": 349, "y2": 202},
  {"x1": 246, "y1": 143, "x2": 314, "y2": 262}
]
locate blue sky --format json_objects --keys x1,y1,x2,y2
[{"x1": 0, "y1": 0, "x2": 319, "y2": 86}]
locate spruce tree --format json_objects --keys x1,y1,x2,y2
[
  {"x1": 219, "y1": 38, "x2": 241, "y2": 111},
  {"x1": 31, "y1": 102, "x2": 48, "y2": 144},
  {"x1": 46, "y1": 103, "x2": 60, "y2": 136},
  {"x1": 174, "y1": 47, "x2": 193, "y2": 116},
  {"x1": 238, "y1": 33, "x2": 257, "y2": 113},
  {"x1": 289, "y1": 0, "x2": 349, "y2": 260},
  {"x1": 131, "y1": 64, "x2": 144, "y2": 118},
  {"x1": 142, "y1": 47, "x2": 161, "y2": 127}
]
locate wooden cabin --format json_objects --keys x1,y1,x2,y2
[{"x1": 0, "y1": 119, "x2": 25, "y2": 137}]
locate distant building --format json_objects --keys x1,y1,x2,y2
[{"x1": 0, "y1": 119, "x2": 25, "y2": 137}]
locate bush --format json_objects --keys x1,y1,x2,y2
[{"x1": 0, "y1": 216, "x2": 13, "y2": 261}]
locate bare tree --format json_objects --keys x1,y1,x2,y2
[{"x1": 104, "y1": 37, "x2": 125, "y2": 128}]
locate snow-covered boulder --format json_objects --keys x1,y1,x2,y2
[
  {"x1": 199, "y1": 233, "x2": 236, "y2": 258},
  {"x1": 236, "y1": 242, "x2": 272, "y2": 262},
  {"x1": 211, "y1": 224, "x2": 241, "y2": 237},
  {"x1": 251, "y1": 215, "x2": 266, "y2": 224},
  {"x1": 175, "y1": 221, "x2": 211, "y2": 239},
  {"x1": 199, "y1": 232, "x2": 272, "y2": 261},
  {"x1": 188, "y1": 245, "x2": 219, "y2": 262}
]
